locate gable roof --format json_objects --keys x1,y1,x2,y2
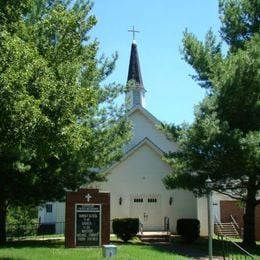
[
  {"x1": 102, "y1": 137, "x2": 164, "y2": 174},
  {"x1": 128, "y1": 105, "x2": 161, "y2": 125}
]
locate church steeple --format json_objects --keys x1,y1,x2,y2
[
  {"x1": 127, "y1": 41, "x2": 144, "y2": 87},
  {"x1": 125, "y1": 27, "x2": 146, "y2": 110}
]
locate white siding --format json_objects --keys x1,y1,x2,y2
[
  {"x1": 95, "y1": 143, "x2": 197, "y2": 232},
  {"x1": 39, "y1": 106, "x2": 199, "y2": 234},
  {"x1": 125, "y1": 109, "x2": 177, "y2": 153},
  {"x1": 38, "y1": 202, "x2": 56, "y2": 223}
]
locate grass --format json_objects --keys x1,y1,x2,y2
[
  {"x1": 0, "y1": 235, "x2": 259, "y2": 260},
  {"x1": 0, "y1": 238, "x2": 187, "y2": 260},
  {"x1": 171, "y1": 235, "x2": 260, "y2": 259}
]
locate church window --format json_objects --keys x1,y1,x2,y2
[
  {"x1": 134, "y1": 198, "x2": 143, "y2": 203},
  {"x1": 148, "y1": 198, "x2": 157, "y2": 203},
  {"x1": 46, "y1": 204, "x2": 53, "y2": 213}
]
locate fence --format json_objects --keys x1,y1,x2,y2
[
  {"x1": 6, "y1": 222, "x2": 65, "y2": 240},
  {"x1": 220, "y1": 235, "x2": 255, "y2": 260}
]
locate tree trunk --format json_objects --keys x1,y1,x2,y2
[
  {"x1": 242, "y1": 186, "x2": 256, "y2": 248},
  {"x1": 0, "y1": 201, "x2": 7, "y2": 246}
]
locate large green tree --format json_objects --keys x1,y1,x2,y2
[
  {"x1": 163, "y1": 0, "x2": 259, "y2": 247},
  {"x1": 0, "y1": 0, "x2": 131, "y2": 245}
]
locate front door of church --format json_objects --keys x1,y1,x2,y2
[{"x1": 130, "y1": 194, "x2": 162, "y2": 231}]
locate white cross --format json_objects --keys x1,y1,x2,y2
[
  {"x1": 85, "y1": 193, "x2": 92, "y2": 202},
  {"x1": 128, "y1": 25, "x2": 140, "y2": 41}
]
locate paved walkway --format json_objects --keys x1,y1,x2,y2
[
  {"x1": 140, "y1": 232, "x2": 224, "y2": 260},
  {"x1": 142, "y1": 241, "x2": 223, "y2": 260}
]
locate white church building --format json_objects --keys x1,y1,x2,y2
[{"x1": 38, "y1": 39, "x2": 224, "y2": 236}]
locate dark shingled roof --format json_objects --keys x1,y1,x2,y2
[{"x1": 127, "y1": 42, "x2": 144, "y2": 88}]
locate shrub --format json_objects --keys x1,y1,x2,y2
[
  {"x1": 112, "y1": 218, "x2": 139, "y2": 242},
  {"x1": 37, "y1": 223, "x2": 55, "y2": 235},
  {"x1": 176, "y1": 218, "x2": 200, "y2": 243},
  {"x1": 6, "y1": 206, "x2": 38, "y2": 238}
]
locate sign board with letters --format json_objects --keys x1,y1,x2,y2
[
  {"x1": 65, "y1": 189, "x2": 110, "y2": 248},
  {"x1": 75, "y1": 204, "x2": 101, "y2": 246}
]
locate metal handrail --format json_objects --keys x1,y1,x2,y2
[
  {"x1": 164, "y1": 216, "x2": 170, "y2": 235},
  {"x1": 214, "y1": 215, "x2": 224, "y2": 228},
  {"x1": 221, "y1": 235, "x2": 255, "y2": 259},
  {"x1": 139, "y1": 219, "x2": 143, "y2": 235},
  {"x1": 230, "y1": 214, "x2": 239, "y2": 230}
]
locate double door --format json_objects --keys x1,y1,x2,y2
[{"x1": 130, "y1": 194, "x2": 161, "y2": 231}]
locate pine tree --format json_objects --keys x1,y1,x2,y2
[{"x1": 163, "y1": 0, "x2": 259, "y2": 247}]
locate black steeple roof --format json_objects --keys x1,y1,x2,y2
[{"x1": 127, "y1": 42, "x2": 144, "y2": 88}]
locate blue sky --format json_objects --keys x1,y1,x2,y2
[{"x1": 90, "y1": 0, "x2": 221, "y2": 124}]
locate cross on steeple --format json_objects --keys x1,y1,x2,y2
[{"x1": 128, "y1": 25, "x2": 140, "y2": 42}]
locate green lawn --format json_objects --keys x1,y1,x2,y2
[
  {"x1": 1, "y1": 236, "x2": 259, "y2": 260},
  {"x1": 171, "y1": 236, "x2": 260, "y2": 259},
  {"x1": 0, "y1": 239, "x2": 187, "y2": 260}
]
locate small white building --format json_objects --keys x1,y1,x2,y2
[{"x1": 39, "y1": 40, "x2": 216, "y2": 235}]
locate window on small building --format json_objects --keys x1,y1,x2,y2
[{"x1": 46, "y1": 204, "x2": 53, "y2": 213}]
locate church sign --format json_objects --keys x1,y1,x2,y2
[
  {"x1": 65, "y1": 188, "x2": 110, "y2": 248},
  {"x1": 75, "y1": 204, "x2": 101, "y2": 246}
]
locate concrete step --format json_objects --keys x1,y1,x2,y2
[
  {"x1": 214, "y1": 223, "x2": 240, "y2": 237},
  {"x1": 137, "y1": 231, "x2": 170, "y2": 243},
  {"x1": 140, "y1": 236, "x2": 170, "y2": 243}
]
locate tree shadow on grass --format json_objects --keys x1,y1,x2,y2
[
  {"x1": 142, "y1": 237, "x2": 260, "y2": 259},
  {"x1": 110, "y1": 238, "x2": 143, "y2": 245},
  {"x1": 146, "y1": 240, "x2": 208, "y2": 259},
  {"x1": 2, "y1": 239, "x2": 64, "y2": 249},
  {"x1": 111, "y1": 236, "x2": 208, "y2": 258},
  {"x1": 0, "y1": 257, "x2": 25, "y2": 260}
]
